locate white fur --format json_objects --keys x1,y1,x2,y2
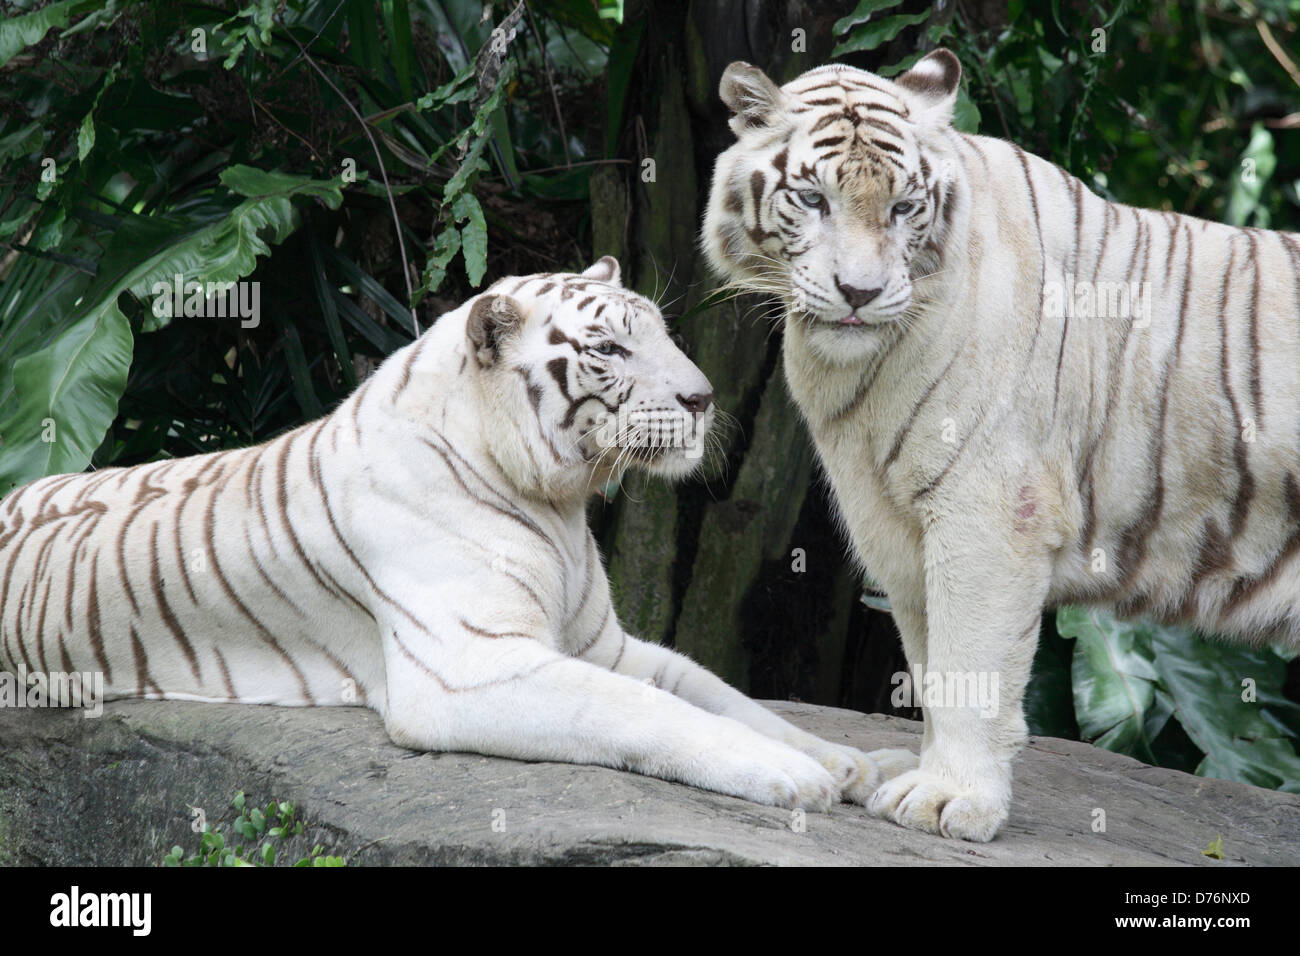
[
  {"x1": 705, "y1": 52, "x2": 1300, "y2": 840},
  {"x1": 0, "y1": 262, "x2": 910, "y2": 810}
]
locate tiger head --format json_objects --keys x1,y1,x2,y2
[
  {"x1": 703, "y1": 50, "x2": 963, "y2": 363},
  {"x1": 463, "y1": 258, "x2": 715, "y2": 494}
]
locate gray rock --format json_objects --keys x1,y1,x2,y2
[{"x1": 1, "y1": 699, "x2": 1296, "y2": 866}]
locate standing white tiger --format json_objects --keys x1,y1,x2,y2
[
  {"x1": 703, "y1": 50, "x2": 1300, "y2": 840},
  {"x1": 0, "y1": 258, "x2": 907, "y2": 810}
]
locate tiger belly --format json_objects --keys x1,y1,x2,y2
[
  {"x1": 0, "y1": 426, "x2": 382, "y2": 707},
  {"x1": 1037, "y1": 210, "x2": 1300, "y2": 648}
]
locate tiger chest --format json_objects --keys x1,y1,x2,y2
[{"x1": 807, "y1": 422, "x2": 926, "y2": 595}]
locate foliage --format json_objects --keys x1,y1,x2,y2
[
  {"x1": 2, "y1": 0, "x2": 1297, "y2": 794},
  {"x1": 0, "y1": 0, "x2": 613, "y2": 489},
  {"x1": 161, "y1": 791, "x2": 346, "y2": 867},
  {"x1": 838, "y1": 0, "x2": 1300, "y2": 790}
]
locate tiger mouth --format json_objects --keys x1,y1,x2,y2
[
  {"x1": 814, "y1": 312, "x2": 887, "y2": 329},
  {"x1": 796, "y1": 308, "x2": 890, "y2": 329}
]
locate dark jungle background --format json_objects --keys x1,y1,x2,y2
[{"x1": 1, "y1": 0, "x2": 1298, "y2": 790}]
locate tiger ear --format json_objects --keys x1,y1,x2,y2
[
  {"x1": 581, "y1": 256, "x2": 621, "y2": 285},
  {"x1": 719, "y1": 61, "x2": 788, "y2": 134},
  {"x1": 466, "y1": 294, "x2": 525, "y2": 365},
  {"x1": 894, "y1": 49, "x2": 962, "y2": 128}
]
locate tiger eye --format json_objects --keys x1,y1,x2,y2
[{"x1": 797, "y1": 189, "x2": 826, "y2": 210}]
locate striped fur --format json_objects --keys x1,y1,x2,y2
[
  {"x1": 704, "y1": 51, "x2": 1300, "y2": 840},
  {"x1": 0, "y1": 258, "x2": 906, "y2": 810}
]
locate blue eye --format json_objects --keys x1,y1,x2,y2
[
  {"x1": 891, "y1": 200, "x2": 917, "y2": 218},
  {"x1": 796, "y1": 189, "x2": 826, "y2": 210},
  {"x1": 593, "y1": 341, "x2": 627, "y2": 357}
]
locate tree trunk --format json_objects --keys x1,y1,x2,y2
[{"x1": 590, "y1": 0, "x2": 913, "y2": 712}]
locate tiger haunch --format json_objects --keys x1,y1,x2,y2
[
  {"x1": 0, "y1": 258, "x2": 900, "y2": 810},
  {"x1": 705, "y1": 50, "x2": 1300, "y2": 840}
]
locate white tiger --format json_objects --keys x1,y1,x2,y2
[
  {"x1": 703, "y1": 50, "x2": 1300, "y2": 840},
  {"x1": 0, "y1": 258, "x2": 910, "y2": 810}
]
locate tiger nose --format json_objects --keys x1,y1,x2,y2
[
  {"x1": 677, "y1": 392, "x2": 713, "y2": 413},
  {"x1": 835, "y1": 277, "x2": 883, "y2": 309}
]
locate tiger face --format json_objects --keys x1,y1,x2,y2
[
  {"x1": 703, "y1": 51, "x2": 963, "y2": 363},
  {"x1": 468, "y1": 258, "x2": 714, "y2": 482}
]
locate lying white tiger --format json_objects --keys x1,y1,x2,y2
[
  {"x1": 0, "y1": 258, "x2": 905, "y2": 810},
  {"x1": 704, "y1": 51, "x2": 1300, "y2": 840}
]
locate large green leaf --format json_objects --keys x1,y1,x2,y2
[
  {"x1": 0, "y1": 166, "x2": 346, "y2": 495},
  {"x1": 1225, "y1": 123, "x2": 1276, "y2": 229},
  {"x1": 1149, "y1": 626, "x2": 1300, "y2": 791},
  {"x1": 833, "y1": 0, "x2": 906, "y2": 36},
  {"x1": 0, "y1": 304, "x2": 132, "y2": 497},
  {"x1": 0, "y1": 0, "x2": 101, "y2": 68},
  {"x1": 1057, "y1": 606, "x2": 1162, "y2": 761},
  {"x1": 831, "y1": 11, "x2": 930, "y2": 57},
  {"x1": 136, "y1": 166, "x2": 347, "y2": 333}
]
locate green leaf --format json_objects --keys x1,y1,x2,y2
[
  {"x1": 604, "y1": 17, "x2": 644, "y2": 153},
  {"x1": 0, "y1": 305, "x2": 132, "y2": 498},
  {"x1": 0, "y1": 123, "x2": 44, "y2": 163},
  {"x1": 274, "y1": 313, "x2": 324, "y2": 419},
  {"x1": 952, "y1": 87, "x2": 981, "y2": 134},
  {"x1": 1057, "y1": 607, "x2": 1160, "y2": 761},
  {"x1": 1225, "y1": 123, "x2": 1276, "y2": 228},
  {"x1": 452, "y1": 192, "x2": 488, "y2": 287},
  {"x1": 831, "y1": 11, "x2": 929, "y2": 57},
  {"x1": 417, "y1": 65, "x2": 476, "y2": 112},
  {"x1": 0, "y1": 0, "x2": 99, "y2": 68},
  {"x1": 1203, "y1": 834, "x2": 1225, "y2": 860},
  {"x1": 323, "y1": 245, "x2": 415, "y2": 336},
  {"x1": 261, "y1": 843, "x2": 275, "y2": 866},
  {"x1": 76, "y1": 62, "x2": 120, "y2": 163},
  {"x1": 306, "y1": 237, "x2": 356, "y2": 389},
  {"x1": 877, "y1": 51, "x2": 924, "y2": 78},
  {"x1": 346, "y1": 0, "x2": 382, "y2": 72},
  {"x1": 233, "y1": 791, "x2": 245, "y2": 811},
  {"x1": 415, "y1": 226, "x2": 462, "y2": 303},
  {"x1": 0, "y1": 166, "x2": 343, "y2": 494},
  {"x1": 833, "y1": 0, "x2": 907, "y2": 36},
  {"x1": 383, "y1": 0, "x2": 415, "y2": 102},
  {"x1": 77, "y1": 112, "x2": 96, "y2": 162},
  {"x1": 1150, "y1": 626, "x2": 1300, "y2": 789}
]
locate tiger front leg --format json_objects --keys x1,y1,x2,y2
[
  {"x1": 579, "y1": 629, "x2": 914, "y2": 804},
  {"x1": 377, "y1": 620, "x2": 841, "y2": 811},
  {"x1": 866, "y1": 507, "x2": 1048, "y2": 842}
]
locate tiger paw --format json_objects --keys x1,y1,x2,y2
[
  {"x1": 798, "y1": 744, "x2": 913, "y2": 805},
  {"x1": 714, "y1": 733, "x2": 840, "y2": 811},
  {"x1": 865, "y1": 768, "x2": 1008, "y2": 842}
]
